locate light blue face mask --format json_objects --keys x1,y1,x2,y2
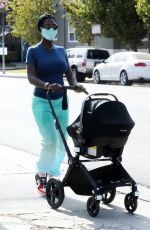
[{"x1": 41, "y1": 28, "x2": 58, "y2": 41}]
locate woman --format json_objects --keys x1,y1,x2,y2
[{"x1": 26, "y1": 13, "x2": 85, "y2": 195}]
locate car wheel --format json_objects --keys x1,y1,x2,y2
[
  {"x1": 71, "y1": 67, "x2": 85, "y2": 83},
  {"x1": 77, "y1": 74, "x2": 86, "y2": 83},
  {"x1": 93, "y1": 70, "x2": 101, "y2": 84},
  {"x1": 120, "y1": 71, "x2": 131, "y2": 86}
]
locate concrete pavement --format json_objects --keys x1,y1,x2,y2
[
  {"x1": 0, "y1": 144, "x2": 150, "y2": 230},
  {"x1": 0, "y1": 72, "x2": 27, "y2": 78},
  {"x1": 0, "y1": 71, "x2": 150, "y2": 229}
]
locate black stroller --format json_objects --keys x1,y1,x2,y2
[{"x1": 46, "y1": 86, "x2": 139, "y2": 217}]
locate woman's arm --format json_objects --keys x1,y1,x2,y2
[
  {"x1": 27, "y1": 64, "x2": 46, "y2": 89},
  {"x1": 65, "y1": 65, "x2": 78, "y2": 86},
  {"x1": 27, "y1": 64, "x2": 62, "y2": 92}
]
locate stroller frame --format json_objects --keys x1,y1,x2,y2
[{"x1": 46, "y1": 86, "x2": 139, "y2": 217}]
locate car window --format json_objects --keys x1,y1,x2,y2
[
  {"x1": 132, "y1": 53, "x2": 150, "y2": 60},
  {"x1": 67, "y1": 49, "x2": 75, "y2": 58},
  {"x1": 116, "y1": 53, "x2": 128, "y2": 62},
  {"x1": 87, "y1": 49, "x2": 109, "y2": 59},
  {"x1": 76, "y1": 49, "x2": 85, "y2": 58},
  {"x1": 107, "y1": 53, "x2": 119, "y2": 62}
]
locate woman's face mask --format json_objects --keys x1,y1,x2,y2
[{"x1": 41, "y1": 28, "x2": 58, "y2": 41}]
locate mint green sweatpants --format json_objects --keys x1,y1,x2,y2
[{"x1": 32, "y1": 96, "x2": 69, "y2": 176}]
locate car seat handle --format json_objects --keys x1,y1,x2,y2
[{"x1": 89, "y1": 93, "x2": 118, "y2": 101}]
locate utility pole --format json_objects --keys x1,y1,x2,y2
[
  {"x1": 0, "y1": 0, "x2": 8, "y2": 74},
  {"x1": 2, "y1": 6, "x2": 5, "y2": 73}
]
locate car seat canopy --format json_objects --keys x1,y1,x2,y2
[{"x1": 83, "y1": 101, "x2": 135, "y2": 138}]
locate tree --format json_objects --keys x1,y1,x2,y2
[
  {"x1": 136, "y1": 0, "x2": 150, "y2": 30},
  {"x1": 61, "y1": 0, "x2": 147, "y2": 50},
  {"x1": 61, "y1": 0, "x2": 94, "y2": 45},
  {"x1": 6, "y1": 0, "x2": 55, "y2": 45}
]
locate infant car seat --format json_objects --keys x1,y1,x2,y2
[{"x1": 67, "y1": 95, "x2": 135, "y2": 159}]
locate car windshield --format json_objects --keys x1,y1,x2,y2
[{"x1": 87, "y1": 50, "x2": 109, "y2": 59}]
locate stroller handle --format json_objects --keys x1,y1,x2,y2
[{"x1": 62, "y1": 85, "x2": 89, "y2": 95}]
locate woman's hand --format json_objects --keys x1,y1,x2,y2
[
  {"x1": 45, "y1": 83, "x2": 62, "y2": 92},
  {"x1": 73, "y1": 84, "x2": 86, "y2": 93}
]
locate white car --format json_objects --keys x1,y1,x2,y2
[{"x1": 92, "y1": 51, "x2": 150, "y2": 85}]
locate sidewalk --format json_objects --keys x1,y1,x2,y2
[
  {"x1": 0, "y1": 62, "x2": 26, "y2": 78},
  {"x1": 0, "y1": 72, "x2": 26, "y2": 78},
  {"x1": 0, "y1": 144, "x2": 150, "y2": 230}
]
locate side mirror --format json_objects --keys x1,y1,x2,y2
[{"x1": 101, "y1": 59, "x2": 106, "y2": 63}]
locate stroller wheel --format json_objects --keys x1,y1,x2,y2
[
  {"x1": 124, "y1": 193, "x2": 138, "y2": 213},
  {"x1": 87, "y1": 197, "x2": 100, "y2": 217},
  {"x1": 46, "y1": 178, "x2": 64, "y2": 209},
  {"x1": 102, "y1": 188, "x2": 116, "y2": 204}
]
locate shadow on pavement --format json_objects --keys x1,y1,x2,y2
[{"x1": 54, "y1": 195, "x2": 150, "y2": 229}]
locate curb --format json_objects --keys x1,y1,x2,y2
[{"x1": 0, "y1": 73, "x2": 27, "y2": 78}]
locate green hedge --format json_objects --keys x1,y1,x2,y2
[{"x1": 1, "y1": 51, "x2": 20, "y2": 62}]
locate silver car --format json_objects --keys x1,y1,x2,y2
[{"x1": 92, "y1": 51, "x2": 150, "y2": 85}]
